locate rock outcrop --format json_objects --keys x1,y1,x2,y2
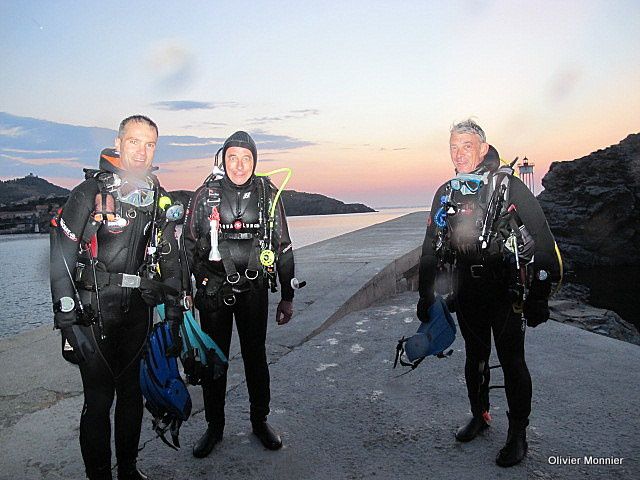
[
  {"x1": 550, "y1": 283, "x2": 640, "y2": 345},
  {"x1": 538, "y1": 133, "x2": 640, "y2": 268},
  {"x1": 538, "y1": 133, "x2": 640, "y2": 339}
]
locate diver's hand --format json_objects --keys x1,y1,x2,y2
[
  {"x1": 164, "y1": 302, "x2": 183, "y2": 357},
  {"x1": 416, "y1": 297, "x2": 431, "y2": 323},
  {"x1": 276, "y1": 300, "x2": 293, "y2": 325},
  {"x1": 443, "y1": 293, "x2": 457, "y2": 313},
  {"x1": 524, "y1": 296, "x2": 550, "y2": 327},
  {"x1": 140, "y1": 287, "x2": 163, "y2": 306},
  {"x1": 61, "y1": 325, "x2": 95, "y2": 365}
]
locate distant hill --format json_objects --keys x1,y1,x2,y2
[
  {"x1": 158, "y1": 189, "x2": 375, "y2": 217},
  {"x1": 0, "y1": 176, "x2": 375, "y2": 216},
  {"x1": 0, "y1": 175, "x2": 70, "y2": 205},
  {"x1": 280, "y1": 190, "x2": 374, "y2": 216}
]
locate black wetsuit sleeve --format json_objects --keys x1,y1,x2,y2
[
  {"x1": 509, "y1": 177, "x2": 561, "y2": 294},
  {"x1": 183, "y1": 186, "x2": 208, "y2": 284},
  {"x1": 49, "y1": 180, "x2": 97, "y2": 328},
  {"x1": 273, "y1": 188, "x2": 295, "y2": 301},
  {"x1": 418, "y1": 185, "x2": 447, "y2": 306}
]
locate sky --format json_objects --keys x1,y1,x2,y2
[{"x1": 1, "y1": 0, "x2": 639, "y2": 207}]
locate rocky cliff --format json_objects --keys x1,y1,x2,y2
[
  {"x1": 538, "y1": 133, "x2": 640, "y2": 340},
  {"x1": 538, "y1": 133, "x2": 640, "y2": 268}
]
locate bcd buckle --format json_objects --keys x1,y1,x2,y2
[{"x1": 470, "y1": 265, "x2": 484, "y2": 278}]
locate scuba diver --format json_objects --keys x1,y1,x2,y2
[
  {"x1": 50, "y1": 116, "x2": 183, "y2": 480},
  {"x1": 417, "y1": 119, "x2": 560, "y2": 467},
  {"x1": 184, "y1": 131, "x2": 296, "y2": 458}
]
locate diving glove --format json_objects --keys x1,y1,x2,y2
[
  {"x1": 276, "y1": 300, "x2": 293, "y2": 325},
  {"x1": 523, "y1": 297, "x2": 549, "y2": 327},
  {"x1": 140, "y1": 286, "x2": 163, "y2": 307},
  {"x1": 61, "y1": 325, "x2": 95, "y2": 364},
  {"x1": 164, "y1": 302, "x2": 183, "y2": 357},
  {"x1": 416, "y1": 296, "x2": 432, "y2": 323}
]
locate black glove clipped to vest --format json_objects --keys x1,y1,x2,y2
[
  {"x1": 523, "y1": 297, "x2": 549, "y2": 327},
  {"x1": 524, "y1": 278, "x2": 551, "y2": 327},
  {"x1": 164, "y1": 300, "x2": 183, "y2": 357}
]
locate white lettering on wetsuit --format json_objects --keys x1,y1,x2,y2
[{"x1": 59, "y1": 218, "x2": 78, "y2": 242}]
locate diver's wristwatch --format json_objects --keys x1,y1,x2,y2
[{"x1": 54, "y1": 296, "x2": 76, "y2": 313}]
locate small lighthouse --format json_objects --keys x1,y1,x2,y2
[{"x1": 518, "y1": 157, "x2": 535, "y2": 194}]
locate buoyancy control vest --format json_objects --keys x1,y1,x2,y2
[
  {"x1": 50, "y1": 149, "x2": 181, "y2": 333},
  {"x1": 430, "y1": 158, "x2": 538, "y2": 310},
  {"x1": 185, "y1": 173, "x2": 281, "y2": 308},
  {"x1": 433, "y1": 162, "x2": 534, "y2": 268}
]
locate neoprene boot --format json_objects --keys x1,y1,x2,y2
[
  {"x1": 86, "y1": 465, "x2": 112, "y2": 480},
  {"x1": 252, "y1": 420, "x2": 282, "y2": 450},
  {"x1": 495, "y1": 412, "x2": 529, "y2": 467},
  {"x1": 192, "y1": 423, "x2": 224, "y2": 458},
  {"x1": 455, "y1": 415, "x2": 489, "y2": 442},
  {"x1": 117, "y1": 465, "x2": 148, "y2": 480},
  {"x1": 86, "y1": 464, "x2": 113, "y2": 480}
]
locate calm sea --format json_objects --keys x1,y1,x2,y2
[{"x1": 0, "y1": 207, "x2": 424, "y2": 338}]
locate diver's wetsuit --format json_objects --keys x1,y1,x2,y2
[
  {"x1": 184, "y1": 173, "x2": 294, "y2": 428},
  {"x1": 418, "y1": 148, "x2": 559, "y2": 420},
  {"x1": 50, "y1": 151, "x2": 181, "y2": 479}
]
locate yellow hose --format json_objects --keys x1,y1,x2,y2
[
  {"x1": 256, "y1": 168, "x2": 292, "y2": 218},
  {"x1": 549, "y1": 241, "x2": 564, "y2": 297}
]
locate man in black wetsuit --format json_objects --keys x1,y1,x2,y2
[
  {"x1": 417, "y1": 119, "x2": 560, "y2": 467},
  {"x1": 184, "y1": 131, "x2": 295, "y2": 458},
  {"x1": 50, "y1": 115, "x2": 182, "y2": 480}
]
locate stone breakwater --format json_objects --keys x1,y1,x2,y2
[{"x1": 1, "y1": 213, "x2": 638, "y2": 479}]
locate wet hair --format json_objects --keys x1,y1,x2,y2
[
  {"x1": 450, "y1": 119, "x2": 486, "y2": 143},
  {"x1": 118, "y1": 115, "x2": 159, "y2": 138}
]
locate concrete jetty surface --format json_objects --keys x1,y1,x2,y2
[{"x1": 1, "y1": 212, "x2": 638, "y2": 479}]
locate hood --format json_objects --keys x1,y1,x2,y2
[
  {"x1": 473, "y1": 144, "x2": 500, "y2": 174},
  {"x1": 221, "y1": 131, "x2": 258, "y2": 177},
  {"x1": 99, "y1": 148, "x2": 122, "y2": 173}
]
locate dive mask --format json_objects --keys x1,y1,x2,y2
[{"x1": 116, "y1": 177, "x2": 155, "y2": 207}]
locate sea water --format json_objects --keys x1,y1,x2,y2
[{"x1": 0, "y1": 208, "x2": 424, "y2": 338}]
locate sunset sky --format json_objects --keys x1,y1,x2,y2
[{"x1": 1, "y1": 0, "x2": 638, "y2": 207}]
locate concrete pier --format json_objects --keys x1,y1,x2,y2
[{"x1": 1, "y1": 212, "x2": 638, "y2": 479}]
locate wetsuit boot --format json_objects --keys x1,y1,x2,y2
[
  {"x1": 455, "y1": 415, "x2": 489, "y2": 442},
  {"x1": 117, "y1": 464, "x2": 148, "y2": 480},
  {"x1": 192, "y1": 423, "x2": 224, "y2": 458},
  {"x1": 496, "y1": 412, "x2": 528, "y2": 467},
  {"x1": 252, "y1": 420, "x2": 282, "y2": 450},
  {"x1": 86, "y1": 464, "x2": 113, "y2": 480}
]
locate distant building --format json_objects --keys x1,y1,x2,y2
[{"x1": 518, "y1": 157, "x2": 536, "y2": 194}]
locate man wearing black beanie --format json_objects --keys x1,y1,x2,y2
[{"x1": 184, "y1": 131, "x2": 295, "y2": 457}]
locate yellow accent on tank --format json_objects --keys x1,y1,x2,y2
[{"x1": 158, "y1": 195, "x2": 172, "y2": 211}]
